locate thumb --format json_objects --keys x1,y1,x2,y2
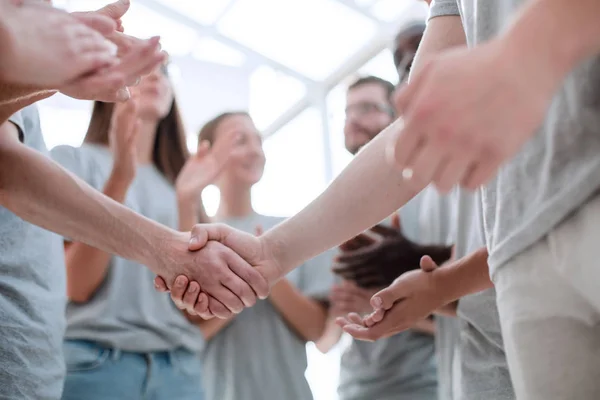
[
  {"x1": 254, "y1": 225, "x2": 264, "y2": 236},
  {"x1": 420, "y1": 255, "x2": 438, "y2": 272},
  {"x1": 188, "y1": 225, "x2": 210, "y2": 251},
  {"x1": 370, "y1": 280, "x2": 405, "y2": 311},
  {"x1": 96, "y1": 0, "x2": 130, "y2": 20}
]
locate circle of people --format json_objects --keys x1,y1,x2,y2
[{"x1": 1, "y1": 0, "x2": 599, "y2": 400}]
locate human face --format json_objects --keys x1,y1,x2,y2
[
  {"x1": 216, "y1": 114, "x2": 266, "y2": 187},
  {"x1": 130, "y1": 65, "x2": 173, "y2": 121},
  {"x1": 344, "y1": 83, "x2": 394, "y2": 154}
]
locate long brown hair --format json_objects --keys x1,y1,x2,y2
[
  {"x1": 198, "y1": 111, "x2": 250, "y2": 146},
  {"x1": 84, "y1": 99, "x2": 189, "y2": 184}
]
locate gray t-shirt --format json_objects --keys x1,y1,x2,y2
[
  {"x1": 51, "y1": 144, "x2": 203, "y2": 353},
  {"x1": 201, "y1": 213, "x2": 335, "y2": 400},
  {"x1": 0, "y1": 106, "x2": 67, "y2": 399},
  {"x1": 453, "y1": 189, "x2": 514, "y2": 399},
  {"x1": 338, "y1": 193, "x2": 438, "y2": 400},
  {"x1": 431, "y1": 0, "x2": 600, "y2": 275},
  {"x1": 417, "y1": 186, "x2": 461, "y2": 400}
]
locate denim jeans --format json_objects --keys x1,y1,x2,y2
[{"x1": 61, "y1": 340, "x2": 204, "y2": 400}]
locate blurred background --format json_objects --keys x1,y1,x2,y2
[{"x1": 42, "y1": 1, "x2": 429, "y2": 398}]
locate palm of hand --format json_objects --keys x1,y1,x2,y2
[{"x1": 175, "y1": 153, "x2": 221, "y2": 200}]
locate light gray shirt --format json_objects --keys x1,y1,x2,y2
[
  {"x1": 338, "y1": 193, "x2": 438, "y2": 400},
  {"x1": 418, "y1": 186, "x2": 461, "y2": 400},
  {"x1": 430, "y1": 0, "x2": 600, "y2": 276},
  {"x1": 200, "y1": 213, "x2": 335, "y2": 400},
  {"x1": 0, "y1": 106, "x2": 67, "y2": 399},
  {"x1": 51, "y1": 144, "x2": 203, "y2": 353},
  {"x1": 453, "y1": 189, "x2": 514, "y2": 399}
]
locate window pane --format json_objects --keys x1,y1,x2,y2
[
  {"x1": 252, "y1": 108, "x2": 326, "y2": 217},
  {"x1": 217, "y1": 0, "x2": 377, "y2": 80},
  {"x1": 370, "y1": 0, "x2": 429, "y2": 22},
  {"x1": 192, "y1": 38, "x2": 246, "y2": 67},
  {"x1": 154, "y1": 0, "x2": 234, "y2": 25},
  {"x1": 249, "y1": 66, "x2": 306, "y2": 131}
]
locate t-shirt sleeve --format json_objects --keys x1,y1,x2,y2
[
  {"x1": 8, "y1": 112, "x2": 25, "y2": 143},
  {"x1": 429, "y1": 0, "x2": 460, "y2": 19},
  {"x1": 297, "y1": 248, "x2": 337, "y2": 300}
]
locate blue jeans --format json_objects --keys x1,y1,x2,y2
[{"x1": 61, "y1": 340, "x2": 204, "y2": 400}]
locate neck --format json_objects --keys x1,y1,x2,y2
[
  {"x1": 136, "y1": 119, "x2": 159, "y2": 165},
  {"x1": 215, "y1": 183, "x2": 254, "y2": 221}
]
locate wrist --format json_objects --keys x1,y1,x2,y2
[
  {"x1": 146, "y1": 229, "x2": 189, "y2": 278},
  {"x1": 258, "y1": 233, "x2": 287, "y2": 285},
  {"x1": 108, "y1": 168, "x2": 134, "y2": 188},
  {"x1": 430, "y1": 265, "x2": 458, "y2": 306},
  {"x1": 176, "y1": 188, "x2": 201, "y2": 207}
]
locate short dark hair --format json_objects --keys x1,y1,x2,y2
[{"x1": 348, "y1": 76, "x2": 395, "y2": 105}]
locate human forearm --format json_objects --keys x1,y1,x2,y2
[
  {"x1": 0, "y1": 133, "x2": 182, "y2": 273},
  {"x1": 262, "y1": 120, "x2": 423, "y2": 276},
  {"x1": 432, "y1": 247, "x2": 492, "y2": 305},
  {"x1": 0, "y1": 89, "x2": 55, "y2": 124},
  {"x1": 409, "y1": 15, "x2": 466, "y2": 80},
  {"x1": 65, "y1": 174, "x2": 132, "y2": 303},
  {"x1": 269, "y1": 279, "x2": 328, "y2": 342},
  {"x1": 503, "y1": 0, "x2": 600, "y2": 80},
  {"x1": 315, "y1": 318, "x2": 344, "y2": 353}
]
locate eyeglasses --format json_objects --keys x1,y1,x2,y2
[{"x1": 345, "y1": 102, "x2": 394, "y2": 118}]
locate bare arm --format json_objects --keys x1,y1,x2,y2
[
  {"x1": 409, "y1": 14, "x2": 466, "y2": 80},
  {"x1": 0, "y1": 122, "x2": 174, "y2": 271},
  {"x1": 257, "y1": 16, "x2": 468, "y2": 279},
  {"x1": 315, "y1": 319, "x2": 344, "y2": 353},
  {"x1": 65, "y1": 174, "x2": 131, "y2": 303},
  {"x1": 268, "y1": 279, "x2": 329, "y2": 342}
]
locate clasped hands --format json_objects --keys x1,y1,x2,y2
[{"x1": 331, "y1": 214, "x2": 454, "y2": 341}]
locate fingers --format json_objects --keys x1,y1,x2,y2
[
  {"x1": 420, "y1": 255, "x2": 438, "y2": 272},
  {"x1": 193, "y1": 293, "x2": 213, "y2": 320},
  {"x1": 338, "y1": 233, "x2": 375, "y2": 252},
  {"x1": 461, "y1": 156, "x2": 500, "y2": 190},
  {"x1": 370, "y1": 279, "x2": 407, "y2": 311},
  {"x1": 222, "y1": 250, "x2": 263, "y2": 307},
  {"x1": 334, "y1": 246, "x2": 376, "y2": 264},
  {"x1": 207, "y1": 295, "x2": 234, "y2": 319},
  {"x1": 154, "y1": 276, "x2": 169, "y2": 292},
  {"x1": 170, "y1": 275, "x2": 190, "y2": 308},
  {"x1": 182, "y1": 281, "x2": 201, "y2": 314},
  {"x1": 96, "y1": 0, "x2": 130, "y2": 21},
  {"x1": 433, "y1": 151, "x2": 473, "y2": 194},
  {"x1": 369, "y1": 223, "x2": 400, "y2": 238},
  {"x1": 364, "y1": 307, "x2": 385, "y2": 327}
]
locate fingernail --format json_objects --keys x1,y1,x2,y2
[
  {"x1": 189, "y1": 284, "x2": 198, "y2": 293},
  {"x1": 372, "y1": 296, "x2": 382, "y2": 308},
  {"x1": 175, "y1": 276, "x2": 185, "y2": 286},
  {"x1": 189, "y1": 236, "x2": 200, "y2": 247},
  {"x1": 116, "y1": 87, "x2": 130, "y2": 102}
]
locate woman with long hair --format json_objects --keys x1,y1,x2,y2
[
  {"x1": 176, "y1": 111, "x2": 335, "y2": 400},
  {"x1": 51, "y1": 64, "x2": 206, "y2": 400}
]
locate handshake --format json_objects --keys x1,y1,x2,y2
[{"x1": 150, "y1": 223, "x2": 283, "y2": 320}]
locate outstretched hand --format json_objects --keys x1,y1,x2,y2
[{"x1": 335, "y1": 254, "x2": 453, "y2": 341}]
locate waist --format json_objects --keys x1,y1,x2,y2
[{"x1": 64, "y1": 339, "x2": 197, "y2": 360}]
